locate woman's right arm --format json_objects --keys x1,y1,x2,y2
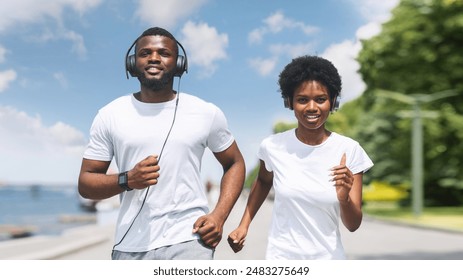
[{"x1": 227, "y1": 160, "x2": 273, "y2": 253}]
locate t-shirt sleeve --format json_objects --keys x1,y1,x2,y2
[
  {"x1": 82, "y1": 112, "x2": 113, "y2": 161},
  {"x1": 207, "y1": 106, "x2": 234, "y2": 153},
  {"x1": 348, "y1": 142, "x2": 374, "y2": 175},
  {"x1": 257, "y1": 138, "x2": 273, "y2": 172}
]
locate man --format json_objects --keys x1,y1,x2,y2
[{"x1": 78, "y1": 27, "x2": 245, "y2": 260}]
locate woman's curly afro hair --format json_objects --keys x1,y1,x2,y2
[{"x1": 278, "y1": 55, "x2": 342, "y2": 103}]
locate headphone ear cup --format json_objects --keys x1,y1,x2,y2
[
  {"x1": 175, "y1": 54, "x2": 187, "y2": 77},
  {"x1": 126, "y1": 54, "x2": 136, "y2": 77},
  {"x1": 331, "y1": 95, "x2": 340, "y2": 112},
  {"x1": 283, "y1": 96, "x2": 293, "y2": 110}
]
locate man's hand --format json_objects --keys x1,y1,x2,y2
[
  {"x1": 128, "y1": 155, "x2": 160, "y2": 190},
  {"x1": 192, "y1": 213, "x2": 224, "y2": 248}
]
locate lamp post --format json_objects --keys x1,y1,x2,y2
[{"x1": 377, "y1": 90, "x2": 457, "y2": 217}]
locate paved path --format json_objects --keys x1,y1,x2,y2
[
  {"x1": 342, "y1": 216, "x2": 463, "y2": 260},
  {"x1": 1, "y1": 196, "x2": 463, "y2": 260},
  {"x1": 216, "y1": 194, "x2": 463, "y2": 260}
]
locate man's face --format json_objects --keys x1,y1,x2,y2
[{"x1": 134, "y1": 35, "x2": 177, "y2": 91}]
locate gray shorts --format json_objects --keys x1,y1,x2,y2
[{"x1": 111, "y1": 239, "x2": 214, "y2": 260}]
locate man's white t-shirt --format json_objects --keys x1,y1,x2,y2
[
  {"x1": 258, "y1": 129, "x2": 373, "y2": 259},
  {"x1": 83, "y1": 93, "x2": 234, "y2": 252}
]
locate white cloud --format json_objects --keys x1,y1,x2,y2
[
  {"x1": 319, "y1": 0, "x2": 399, "y2": 103},
  {"x1": 53, "y1": 72, "x2": 68, "y2": 89},
  {"x1": 0, "y1": 106, "x2": 87, "y2": 184},
  {"x1": 246, "y1": 1, "x2": 399, "y2": 99},
  {"x1": 69, "y1": 0, "x2": 103, "y2": 15},
  {"x1": 249, "y1": 57, "x2": 278, "y2": 77},
  {"x1": 135, "y1": 0, "x2": 208, "y2": 29},
  {"x1": 322, "y1": 40, "x2": 365, "y2": 103},
  {"x1": 264, "y1": 11, "x2": 290, "y2": 33},
  {"x1": 352, "y1": 0, "x2": 399, "y2": 40},
  {"x1": 249, "y1": 39, "x2": 319, "y2": 78},
  {"x1": 180, "y1": 21, "x2": 228, "y2": 78},
  {"x1": 356, "y1": 21, "x2": 383, "y2": 40},
  {"x1": 135, "y1": 1, "x2": 227, "y2": 77},
  {"x1": 248, "y1": 29, "x2": 265, "y2": 46},
  {"x1": 63, "y1": 30, "x2": 87, "y2": 58},
  {"x1": 49, "y1": 122, "x2": 86, "y2": 153},
  {"x1": 248, "y1": 42, "x2": 315, "y2": 77},
  {"x1": 0, "y1": 45, "x2": 7, "y2": 63},
  {"x1": 0, "y1": 70, "x2": 17, "y2": 92},
  {"x1": 0, "y1": 45, "x2": 16, "y2": 92},
  {"x1": 247, "y1": 11, "x2": 319, "y2": 76},
  {"x1": 269, "y1": 42, "x2": 316, "y2": 59},
  {"x1": 0, "y1": 0, "x2": 102, "y2": 59},
  {"x1": 351, "y1": 0, "x2": 399, "y2": 23},
  {"x1": 248, "y1": 11, "x2": 319, "y2": 45},
  {"x1": 27, "y1": 27, "x2": 88, "y2": 59},
  {"x1": 0, "y1": 0, "x2": 102, "y2": 31}
]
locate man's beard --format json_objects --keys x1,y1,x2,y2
[{"x1": 136, "y1": 69, "x2": 174, "y2": 91}]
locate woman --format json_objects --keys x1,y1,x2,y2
[{"x1": 228, "y1": 55, "x2": 373, "y2": 259}]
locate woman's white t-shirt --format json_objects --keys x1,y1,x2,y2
[{"x1": 258, "y1": 129, "x2": 373, "y2": 259}]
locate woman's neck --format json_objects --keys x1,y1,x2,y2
[{"x1": 295, "y1": 127, "x2": 331, "y2": 146}]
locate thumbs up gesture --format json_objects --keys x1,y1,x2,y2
[{"x1": 331, "y1": 153, "x2": 354, "y2": 203}]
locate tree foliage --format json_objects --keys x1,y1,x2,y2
[
  {"x1": 356, "y1": 0, "x2": 463, "y2": 206},
  {"x1": 358, "y1": 0, "x2": 463, "y2": 107}
]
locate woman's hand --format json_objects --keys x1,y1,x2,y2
[
  {"x1": 227, "y1": 226, "x2": 248, "y2": 253},
  {"x1": 331, "y1": 153, "x2": 354, "y2": 203}
]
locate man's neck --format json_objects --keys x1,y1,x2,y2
[{"x1": 136, "y1": 87, "x2": 176, "y2": 103}]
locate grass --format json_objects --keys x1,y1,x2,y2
[{"x1": 363, "y1": 202, "x2": 463, "y2": 233}]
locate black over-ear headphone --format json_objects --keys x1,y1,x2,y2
[
  {"x1": 125, "y1": 36, "x2": 188, "y2": 79},
  {"x1": 283, "y1": 94, "x2": 340, "y2": 112}
]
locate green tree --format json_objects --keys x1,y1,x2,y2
[
  {"x1": 359, "y1": 0, "x2": 463, "y2": 106},
  {"x1": 356, "y1": 0, "x2": 463, "y2": 206}
]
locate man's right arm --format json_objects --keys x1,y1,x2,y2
[
  {"x1": 78, "y1": 159, "x2": 124, "y2": 200},
  {"x1": 78, "y1": 155, "x2": 161, "y2": 200}
]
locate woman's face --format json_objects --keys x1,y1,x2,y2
[{"x1": 292, "y1": 80, "x2": 332, "y2": 131}]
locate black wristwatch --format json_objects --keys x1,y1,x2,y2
[{"x1": 118, "y1": 171, "x2": 132, "y2": 191}]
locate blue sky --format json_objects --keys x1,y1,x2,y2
[{"x1": 0, "y1": 0, "x2": 398, "y2": 185}]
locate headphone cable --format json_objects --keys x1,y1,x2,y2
[{"x1": 111, "y1": 78, "x2": 182, "y2": 253}]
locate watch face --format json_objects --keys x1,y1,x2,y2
[
  {"x1": 119, "y1": 172, "x2": 127, "y2": 185},
  {"x1": 118, "y1": 172, "x2": 131, "y2": 191}
]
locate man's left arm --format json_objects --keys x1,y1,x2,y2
[{"x1": 193, "y1": 141, "x2": 245, "y2": 248}]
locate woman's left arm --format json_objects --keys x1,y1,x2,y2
[
  {"x1": 331, "y1": 153, "x2": 363, "y2": 232},
  {"x1": 338, "y1": 173, "x2": 363, "y2": 232}
]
